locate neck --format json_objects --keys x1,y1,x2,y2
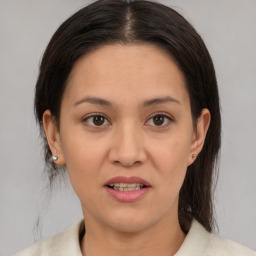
[{"x1": 81, "y1": 214, "x2": 185, "y2": 256}]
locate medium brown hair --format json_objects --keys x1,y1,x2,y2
[{"x1": 35, "y1": 0, "x2": 221, "y2": 233}]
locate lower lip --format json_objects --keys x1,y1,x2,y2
[{"x1": 104, "y1": 186, "x2": 151, "y2": 202}]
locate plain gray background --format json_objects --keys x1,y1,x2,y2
[{"x1": 0, "y1": 0, "x2": 255, "y2": 255}]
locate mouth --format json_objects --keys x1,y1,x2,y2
[
  {"x1": 107, "y1": 183, "x2": 148, "y2": 191},
  {"x1": 104, "y1": 176, "x2": 151, "y2": 201}
]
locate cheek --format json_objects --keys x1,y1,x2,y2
[
  {"x1": 60, "y1": 131, "x2": 107, "y2": 194},
  {"x1": 149, "y1": 132, "x2": 192, "y2": 189},
  {"x1": 61, "y1": 121, "x2": 107, "y2": 165},
  {"x1": 152, "y1": 134, "x2": 191, "y2": 171}
]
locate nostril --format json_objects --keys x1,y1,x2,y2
[
  {"x1": 108, "y1": 144, "x2": 147, "y2": 166},
  {"x1": 113, "y1": 160, "x2": 142, "y2": 167}
]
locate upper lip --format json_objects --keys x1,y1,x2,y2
[{"x1": 104, "y1": 176, "x2": 151, "y2": 187}]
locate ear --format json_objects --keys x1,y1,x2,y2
[
  {"x1": 43, "y1": 110, "x2": 66, "y2": 166},
  {"x1": 187, "y1": 108, "x2": 211, "y2": 166}
]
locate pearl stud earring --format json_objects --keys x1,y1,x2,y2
[{"x1": 50, "y1": 155, "x2": 58, "y2": 162}]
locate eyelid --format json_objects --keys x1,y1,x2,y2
[
  {"x1": 81, "y1": 112, "x2": 174, "y2": 128},
  {"x1": 145, "y1": 112, "x2": 174, "y2": 127},
  {"x1": 82, "y1": 113, "x2": 111, "y2": 127}
]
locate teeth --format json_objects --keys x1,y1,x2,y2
[
  {"x1": 109, "y1": 183, "x2": 145, "y2": 191},
  {"x1": 110, "y1": 183, "x2": 143, "y2": 188}
]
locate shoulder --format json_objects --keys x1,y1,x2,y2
[
  {"x1": 206, "y1": 233, "x2": 256, "y2": 256},
  {"x1": 12, "y1": 220, "x2": 84, "y2": 256},
  {"x1": 175, "y1": 219, "x2": 256, "y2": 256}
]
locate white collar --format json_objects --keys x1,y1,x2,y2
[
  {"x1": 15, "y1": 219, "x2": 210, "y2": 256},
  {"x1": 174, "y1": 219, "x2": 210, "y2": 255},
  {"x1": 63, "y1": 218, "x2": 210, "y2": 256}
]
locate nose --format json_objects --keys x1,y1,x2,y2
[{"x1": 108, "y1": 123, "x2": 147, "y2": 167}]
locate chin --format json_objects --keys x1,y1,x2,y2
[
  {"x1": 103, "y1": 209, "x2": 159, "y2": 233},
  {"x1": 108, "y1": 219, "x2": 152, "y2": 233}
]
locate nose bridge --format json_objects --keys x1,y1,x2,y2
[
  {"x1": 109, "y1": 119, "x2": 147, "y2": 166},
  {"x1": 119, "y1": 121, "x2": 140, "y2": 149}
]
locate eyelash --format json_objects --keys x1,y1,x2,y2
[
  {"x1": 82, "y1": 113, "x2": 110, "y2": 127},
  {"x1": 146, "y1": 112, "x2": 173, "y2": 128},
  {"x1": 82, "y1": 112, "x2": 173, "y2": 128}
]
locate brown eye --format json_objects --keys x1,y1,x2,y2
[
  {"x1": 146, "y1": 114, "x2": 172, "y2": 127},
  {"x1": 93, "y1": 115, "x2": 105, "y2": 126},
  {"x1": 153, "y1": 115, "x2": 165, "y2": 126},
  {"x1": 83, "y1": 114, "x2": 109, "y2": 127}
]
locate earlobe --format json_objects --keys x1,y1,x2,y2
[
  {"x1": 43, "y1": 110, "x2": 66, "y2": 166},
  {"x1": 188, "y1": 108, "x2": 211, "y2": 166}
]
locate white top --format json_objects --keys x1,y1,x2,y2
[{"x1": 13, "y1": 219, "x2": 255, "y2": 256}]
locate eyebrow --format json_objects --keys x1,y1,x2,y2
[
  {"x1": 74, "y1": 97, "x2": 113, "y2": 107},
  {"x1": 73, "y1": 96, "x2": 181, "y2": 107},
  {"x1": 141, "y1": 96, "x2": 181, "y2": 107}
]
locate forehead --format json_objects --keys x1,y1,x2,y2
[{"x1": 64, "y1": 43, "x2": 189, "y2": 106}]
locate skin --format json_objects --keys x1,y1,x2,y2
[{"x1": 43, "y1": 44, "x2": 210, "y2": 256}]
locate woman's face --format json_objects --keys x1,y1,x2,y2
[{"x1": 44, "y1": 44, "x2": 209, "y2": 233}]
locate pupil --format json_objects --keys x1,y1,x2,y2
[
  {"x1": 93, "y1": 116, "x2": 104, "y2": 126},
  {"x1": 153, "y1": 115, "x2": 164, "y2": 125}
]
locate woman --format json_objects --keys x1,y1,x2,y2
[{"x1": 13, "y1": 0, "x2": 255, "y2": 255}]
